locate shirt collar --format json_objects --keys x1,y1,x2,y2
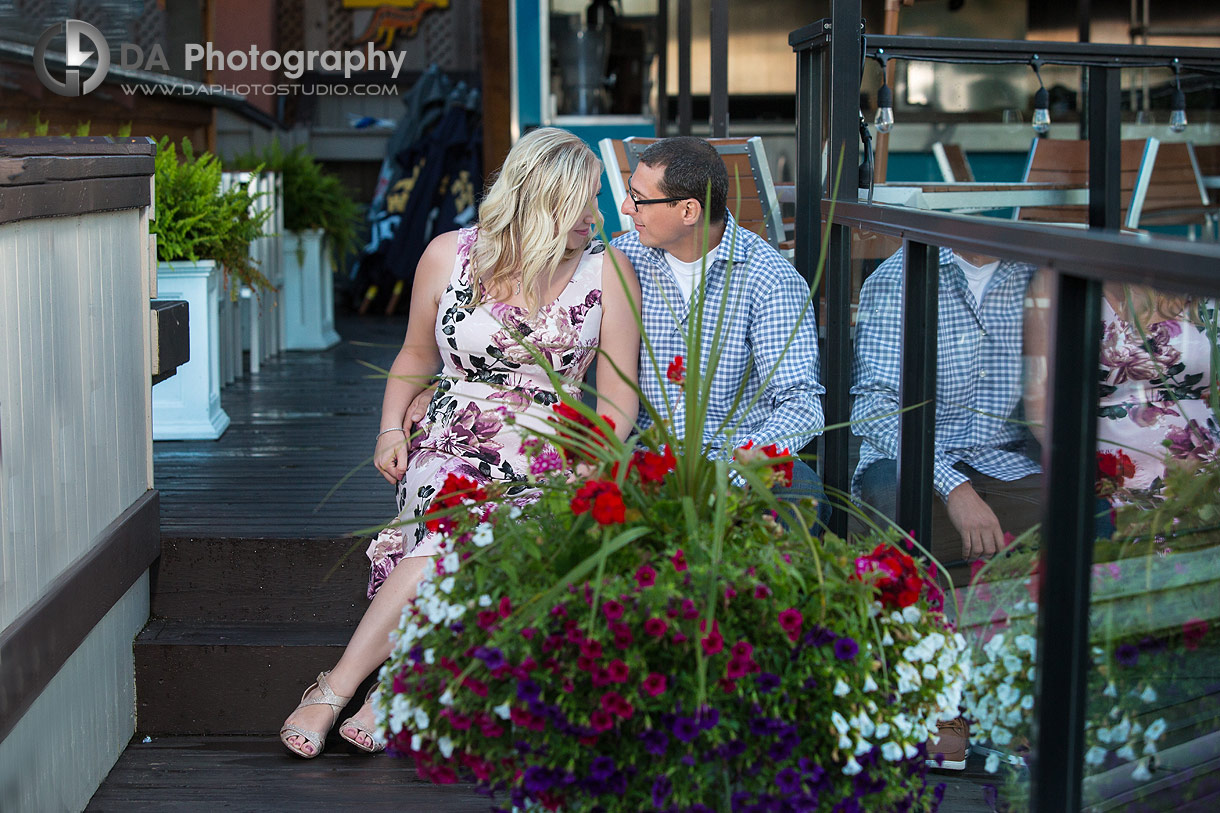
[{"x1": 643, "y1": 211, "x2": 750, "y2": 271}]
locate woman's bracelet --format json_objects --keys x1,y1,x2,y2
[{"x1": 377, "y1": 427, "x2": 406, "y2": 439}]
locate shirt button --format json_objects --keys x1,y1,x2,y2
[{"x1": 980, "y1": 370, "x2": 988, "y2": 378}]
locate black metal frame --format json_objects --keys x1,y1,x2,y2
[{"x1": 793, "y1": 12, "x2": 1220, "y2": 813}]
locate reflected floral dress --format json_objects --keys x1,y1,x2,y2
[
  {"x1": 1097, "y1": 297, "x2": 1219, "y2": 501},
  {"x1": 366, "y1": 227, "x2": 605, "y2": 597}
]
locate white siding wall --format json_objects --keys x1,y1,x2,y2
[
  {"x1": 0, "y1": 209, "x2": 154, "y2": 630},
  {"x1": 0, "y1": 574, "x2": 148, "y2": 812}
]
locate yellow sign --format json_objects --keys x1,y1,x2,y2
[{"x1": 352, "y1": 0, "x2": 450, "y2": 50}]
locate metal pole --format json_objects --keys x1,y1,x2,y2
[
  {"x1": 656, "y1": 0, "x2": 669, "y2": 136},
  {"x1": 709, "y1": 0, "x2": 729, "y2": 137},
  {"x1": 1088, "y1": 66, "x2": 1122, "y2": 230},
  {"x1": 794, "y1": 31, "x2": 825, "y2": 292},
  {"x1": 823, "y1": 0, "x2": 863, "y2": 539},
  {"x1": 677, "y1": 0, "x2": 691, "y2": 136},
  {"x1": 895, "y1": 241, "x2": 939, "y2": 548}
]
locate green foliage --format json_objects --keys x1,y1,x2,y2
[
  {"x1": 230, "y1": 140, "x2": 361, "y2": 270},
  {"x1": 152, "y1": 136, "x2": 271, "y2": 294}
]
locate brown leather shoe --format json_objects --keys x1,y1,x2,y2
[{"x1": 926, "y1": 717, "x2": 969, "y2": 770}]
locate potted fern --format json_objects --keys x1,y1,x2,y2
[
  {"x1": 231, "y1": 142, "x2": 361, "y2": 351},
  {"x1": 151, "y1": 136, "x2": 268, "y2": 440}
]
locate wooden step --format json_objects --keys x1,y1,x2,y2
[
  {"x1": 87, "y1": 736, "x2": 490, "y2": 811},
  {"x1": 151, "y1": 536, "x2": 374, "y2": 625},
  {"x1": 134, "y1": 620, "x2": 378, "y2": 735}
]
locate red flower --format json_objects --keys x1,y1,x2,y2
[
  {"x1": 1183, "y1": 618, "x2": 1209, "y2": 650},
  {"x1": 644, "y1": 617, "x2": 669, "y2": 638},
  {"x1": 590, "y1": 709, "x2": 614, "y2": 731},
  {"x1": 635, "y1": 564, "x2": 657, "y2": 588},
  {"x1": 640, "y1": 672, "x2": 668, "y2": 697},
  {"x1": 602, "y1": 600, "x2": 624, "y2": 621},
  {"x1": 607, "y1": 659, "x2": 630, "y2": 683},
  {"x1": 1096, "y1": 450, "x2": 1136, "y2": 496},
  {"x1": 671, "y1": 549, "x2": 688, "y2": 572},
  {"x1": 852, "y1": 543, "x2": 927, "y2": 609},
  {"x1": 778, "y1": 608, "x2": 803, "y2": 642},
  {"x1": 634, "y1": 446, "x2": 678, "y2": 484},
  {"x1": 549, "y1": 403, "x2": 616, "y2": 466},
  {"x1": 571, "y1": 479, "x2": 626, "y2": 525},
  {"x1": 733, "y1": 441, "x2": 794, "y2": 487},
  {"x1": 476, "y1": 610, "x2": 499, "y2": 630},
  {"x1": 423, "y1": 473, "x2": 488, "y2": 534},
  {"x1": 701, "y1": 619, "x2": 725, "y2": 655},
  {"x1": 667, "y1": 355, "x2": 685, "y2": 384}
]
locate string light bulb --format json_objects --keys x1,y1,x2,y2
[
  {"x1": 874, "y1": 53, "x2": 894, "y2": 134},
  {"x1": 1030, "y1": 57, "x2": 1050, "y2": 135},
  {"x1": 1169, "y1": 59, "x2": 1188, "y2": 134}
]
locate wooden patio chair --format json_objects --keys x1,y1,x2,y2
[
  {"x1": 1136, "y1": 141, "x2": 1215, "y2": 240},
  {"x1": 599, "y1": 135, "x2": 793, "y2": 259},
  {"x1": 932, "y1": 142, "x2": 976, "y2": 183},
  {"x1": 1014, "y1": 137, "x2": 1158, "y2": 230}
]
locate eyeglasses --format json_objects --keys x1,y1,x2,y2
[{"x1": 626, "y1": 184, "x2": 690, "y2": 208}]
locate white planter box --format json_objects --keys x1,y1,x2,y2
[
  {"x1": 282, "y1": 229, "x2": 341, "y2": 351},
  {"x1": 152, "y1": 260, "x2": 231, "y2": 440}
]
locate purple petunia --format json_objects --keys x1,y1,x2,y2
[
  {"x1": 698, "y1": 706, "x2": 720, "y2": 730},
  {"x1": 473, "y1": 646, "x2": 506, "y2": 670},
  {"x1": 589, "y1": 755, "x2": 616, "y2": 782},
  {"x1": 755, "y1": 672, "x2": 781, "y2": 694},
  {"x1": 651, "y1": 774, "x2": 673, "y2": 808},
  {"x1": 776, "y1": 767, "x2": 802, "y2": 795},
  {"x1": 834, "y1": 636, "x2": 859, "y2": 661},
  {"x1": 516, "y1": 678, "x2": 541, "y2": 701},
  {"x1": 1116, "y1": 643, "x2": 1139, "y2": 667},
  {"x1": 638, "y1": 728, "x2": 669, "y2": 756},
  {"x1": 672, "y1": 716, "x2": 701, "y2": 742},
  {"x1": 803, "y1": 625, "x2": 838, "y2": 647}
]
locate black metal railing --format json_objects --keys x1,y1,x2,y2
[{"x1": 792, "y1": 9, "x2": 1220, "y2": 812}]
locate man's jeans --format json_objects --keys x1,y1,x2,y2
[{"x1": 773, "y1": 459, "x2": 832, "y2": 526}]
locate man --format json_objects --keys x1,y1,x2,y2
[
  {"x1": 850, "y1": 245, "x2": 1043, "y2": 769},
  {"x1": 611, "y1": 137, "x2": 828, "y2": 519}
]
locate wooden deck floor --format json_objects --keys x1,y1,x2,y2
[
  {"x1": 154, "y1": 315, "x2": 405, "y2": 539},
  {"x1": 88, "y1": 737, "x2": 1000, "y2": 811}
]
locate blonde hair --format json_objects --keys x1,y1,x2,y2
[
  {"x1": 1109, "y1": 284, "x2": 1205, "y2": 327},
  {"x1": 469, "y1": 128, "x2": 602, "y2": 316}
]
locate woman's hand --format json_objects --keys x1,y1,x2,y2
[{"x1": 374, "y1": 429, "x2": 410, "y2": 484}]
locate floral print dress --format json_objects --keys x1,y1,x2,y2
[
  {"x1": 1097, "y1": 297, "x2": 1219, "y2": 499},
  {"x1": 366, "y1": 227, "x2": 605, "y2": 597}
]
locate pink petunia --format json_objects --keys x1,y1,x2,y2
[
  {"x1": 701, "y1": 620, "x2": 725, "y2": 656},
  {"x1": 778, "y1": 608, "x2": 803, "y2": 642},
  {"x1": 1184, "y1": 618, "x2": 1209, "y2": 650},
  {"x1": 607, "y1": 659, "x2": 630, "y2": 683},
  {"x1": 603, "y1": 600, "x2": 625, "y2": 621},
  {"x1": 640, "y1": 672, "x2": 668, "y2": 697},
  {"x1": 635, "y1": 565, "x2": 657, "y2": 588},
  {"x1": 644, "y1": 617, "x2": 669, "y2": 638},
  {"x1": 671, "y1": 549, "x2": 688, "y2": 572}
]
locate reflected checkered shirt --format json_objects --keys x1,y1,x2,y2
[
  {"x1": 612, "y1": 213, "x2": 824, "y2": 457},
  {"x1": 850, "y1": 246, "x2": 1041, "y2": 500}
]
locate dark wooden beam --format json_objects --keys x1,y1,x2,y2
[{"x1": 0, "y1": 490, "x2": 160, "y2": 743}]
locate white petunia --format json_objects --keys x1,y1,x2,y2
[
  {"x1": 985, "y1": 752, "x2": 1001, "y2": 773},
  {"x1": 413, "y1": 707, "x2": 430, "y2": 731},
  {"x1": 922, "y1": 663, "x2": 939, "y2": 680},
  {"x1": 1002, "y1": 654, "x2": 1024, "y2": 674},
  {"x1": 438, "y1": 689, "x2": 454, "y2": 707},
  {"x1": 854, "y1": 738, "x2": 873, "y2": 756},
  {"x1": 478, "y1": 594, "x2": 493, "y2": 607},
  {"x1": 831, "y1": 711, "x2": 850, "y2": 734},
  {"x1": 1096, "y1": 726, "x2": 1113, "y2": 744},
  {"x1": 410, "y1": 733, "x2": 422, "y2": 751},
  {"x1": 903, "y1": 742, "x2": 919, "y2": 759},
  {"x1": 842, "y1": 757, "x2": 863, "y2": 776},
  {"x1": 493, "y1": 702, "x2": 512, "y2": 720},
  {"x1": 438, "y1": 576, "x2": 456, "y2": 594},
  {"x1": 508, "y1": 506, "x2": 523, "y2": 519},
  {"x1": 1144, "y1": 718, "x2": 1167, "y2": 741},
  {"x1": 880, "y1": 741, "x2": 904, "y2": 762},
  {"x1": 874, "y1": 723, "x2": 890, "y2": 740},
  {"x1": 833, "y1": 678, "x2": 850, "y2": 697},
  {"x1": 1014, "y1": 634, "x2": 1036, "y2": 655},
  {"x1": 1117, "y1": 744, "x2": 1136, "y2": 761},
  {"x1": 446, "y1": 602, "x2": 466, "y2": 621},
  {"x1": 991, "y1": 727, "x2": 1013, "y2": 746},
  {"x1": 388, "y1": 694, "x2": 413, "y2": 735},
  {"x1": 1143, "y1": 741, "x2": 1158, "y2": 755},
  {"x1": 441, "y1": 552, "x2": 460, "y2": 574},
  {"x1": 1021, "y1": 694, "x2": 1034, "y2": 710},
  {"x1": 1131, "y1": 758, "x2": 1153, "y2": 782},
  {"x1": 903, "y1": 605, "x2": 922, "y2": 624},
  {"x1": 423, "y1": 648, "x2": 436, "y2": 665},
  {"x1": 838, "y1": 732, "x2": 853, "y2": 750},
  {"x1": 863, "y1": 674, "x2": 878, "y2": 693},
  {"x1": 1084, "y1": 746, "x2": 1107, "y2": 766},
  {"x1": 472, "y1": 523, "x2": 495, "y2": 547},
  {"x1": 1139, "y1": 686, "x2": 1157, "y2": 704},
  {"x1": 881, "y1": 631, "x2": 895, "y2": 646},
  {"x1": 438, "y1": 735, "x2": 454, "y2": 759}
]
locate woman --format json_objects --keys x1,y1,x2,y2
[
  {"x1": 280, "y1": 128, "x2": 641, "y2": 758},
  {"x1": 1097, "y1": 285, "x2": 1218, "y2": 502}
]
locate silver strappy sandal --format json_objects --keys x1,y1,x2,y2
[
  {"x1": 279, "y1": 671, "x2": 353, "y2": 758},
  {"x1": 339, "y1": 685, "x2": 386, "y2": 753}
]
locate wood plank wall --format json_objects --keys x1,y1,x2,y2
[{"x1": 0, "y1": 209, "x2": 153, "y2": 630}]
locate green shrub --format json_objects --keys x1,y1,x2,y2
[
  {"x1": 153, "y1": 136, "x2": 271, "y2": 294},
  {"x1": 230, "y1": 141, "x2": 361, "y2": 271}
]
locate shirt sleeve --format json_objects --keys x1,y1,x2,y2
[
  {"x1": 739, "y1": 269, "x2": 825, "y2": 452},
  {"x1": 850, "y1": 259, "x2": 969, "y2": 501}
]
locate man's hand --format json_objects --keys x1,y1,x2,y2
[
  {"x1": 407, "y1": 385, "x2": 435, "y2": 426},
  {"x1": 945, "y1": 481, "x2": 1005, "y2": 560}
]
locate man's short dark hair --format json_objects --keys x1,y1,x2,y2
[{"x1": 638, "y1": 137, "x2": 728, "y2": 224}]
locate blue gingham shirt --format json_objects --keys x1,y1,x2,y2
[
  {"x1": 851, "y1": 247, "x2": 1041, "y2": 500},
  {"x1": 612, "y1": 213, "x2": 824, "y2": 456}
]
